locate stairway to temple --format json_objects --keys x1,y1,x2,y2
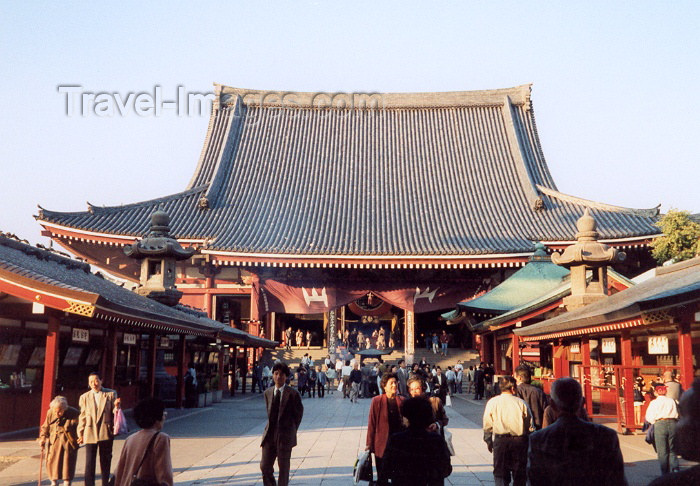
[
  {"x1": 262, "y1": 346, "x2": 480, "y2": 370},
  {"x1": 411, "y1": 347, "x2": 481, "y2": 370}
]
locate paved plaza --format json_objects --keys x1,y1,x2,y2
[{"x1": 0, "y1": 390, "x2": 686, "y2": 485}]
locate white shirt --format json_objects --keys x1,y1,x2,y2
[
  {"x1": 454, "y1": 363, "x2": 464, "y2": 373},
  {"x1": 341, "y1": 365, "x2": 352, "y2": 377},
  {"x1": 483, "y1": 392, "x2": 534, "y2": 437},
  {"x1": 92, "y1": 389, "x2": 102, "y2": 409},
  {"x1": 645, "y1": 395, "x2": 679, "y2": 424},
  {"x1": 446, "y1": 370, "x2": 456, "y2": 382}
]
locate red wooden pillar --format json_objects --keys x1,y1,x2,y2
[
  {"x1": 176, "y1": 335, "x2": 186, "y2": 408},
  {"x1": 218, "y1": 344, "x2": 225, "y2": 392},
  {"x1": 40, "y1": 314, "x2": 61, "y2": 423},
  {"x1": 492, "y1": 334, "x2": 499, "y2": 373},
  {"x1": 511, "y1": 333, "x2": 521, "y2": 371},
  {"x1": 620, "y1": 331, "x2": 636, "y2": 428},
  {"x1": 241, "y1": 347, "x2": 248, "y2": 394},
  {"x1": 552, "y1": 341, "x2": 564, "y2": 378},
  {"x1": 147, "y1": 334, "x2": 157, "y2": 398},
  {"x1": 230, "y1": 346, "x2": 238, "y2": 396},
  {"x1": 581, "y1": 339, "x2": 593, "y2": 416},
  {"x1": 104, "y1": 328, "x2": 117, "y2": 389},
  {"x1": 678, "y1": 317, "x2": 694, "y2": 390}
]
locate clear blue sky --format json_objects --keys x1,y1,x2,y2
[{"x1": 1, "y1": 2, "x2": 698, "y2": 243}]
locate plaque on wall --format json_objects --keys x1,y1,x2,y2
[
  {"x1": 27, "y1": 347, "x2": 46, "y2": 366},
  {"x1": 85, "y1": 348, "x2": 102, "y2": 366},
  {"x1": 72, "y1": 328, "x2": 90, "y2": 343},
  {"x1": 601, "y1": 337, "x2": 617, "y2": 354},
  {"x1": 648, "y1": 336, "x2": 669, "y2": 355},
  {"x1": 63, "y1": 347, "x2": 84, "y2": 366},
  {"x1": 0, "y1": 344, "x2": 21, "y2": 366},
  {"x1": 569, "y1": 342, "x2": 581, "y2": 354}
]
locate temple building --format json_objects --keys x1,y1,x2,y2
[{"x1": 36, "y1": 84, "x2": 661, "y2": 357}]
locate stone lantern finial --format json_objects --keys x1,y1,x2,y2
[
  {"x1": 124, "y1": 211, "x2": 196, "y2": 306},
  {"x1": 552, "y1": 209, "x2": 626, "y2": 310}
]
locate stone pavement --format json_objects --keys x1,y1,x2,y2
[{"x1": 0, "y1": 390, "x2": 693, "y2": 485}]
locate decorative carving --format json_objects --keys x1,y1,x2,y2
[{"x1": 65, "y1": 301, "x2": 95, "y2": 317}]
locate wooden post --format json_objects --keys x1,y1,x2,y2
[
  {"x1": 492, "y1": 334, "x2": 499, "y2": 373},
  {"x1": 511, "y1": 333, "x2": 520, "y2": 370},
  {"x1": 147, "y1": 334, "x2": 157, "y2": 398},
  {"x1": 104, "y1": 328, "x2": 117, "y2": 389},
  {"x1": 552, "y1": 341, "x2": 564, "y2": 378},
  {"x1": 218, "y1": 344, "x2": 225, "y2": 392},
  {"x1": 581, "y1": 339, "x2": 593, "y2": 416},
  {"x1": 241, "y1": 347, "x2": 247, "y2": 394},
  {"x1": 678, "y1": 317, "x2": 694, "y2": 390},
  {"x1": 231, "y1": 346, "x2": 238, "y2": 396},
  {"x1": 176, "y1": 335, "x2": 186, "y2": 408},
  {"x1": 620, "y1": 331, "x2": 636, "y2": 429},
  {"x1": 41, "y1": 314, "x2": 61, "y2": 423}
]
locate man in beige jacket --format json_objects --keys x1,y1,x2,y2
[{"x1": 77, "y1": 372, "x2": 120, "y2": 486}]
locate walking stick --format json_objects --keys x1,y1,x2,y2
[{"x1": 38, "y1": 444, "x2": 44, "y2": 486}]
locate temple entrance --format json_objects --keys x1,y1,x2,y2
[{"x1": 276, "y1": 313, "x2": 324, "y2": 347}]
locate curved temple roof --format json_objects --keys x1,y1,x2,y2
[{"x1": 37, "y1": 84, "x2": 660, "y2": 260}]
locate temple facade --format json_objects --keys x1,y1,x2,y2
[{"x1": 36, "y1": 84, "x2": 661, "y2": 358}]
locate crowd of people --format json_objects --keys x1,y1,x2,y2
[{"x1": 37, "y1": 360, "x2": 698, "y2": 486}]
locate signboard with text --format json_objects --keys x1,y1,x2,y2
[
  {"x1": 648, "y1": 336, "x2": 669, "y2": 355},
  {"x1": 72, "y1": 328, "x2": 89, "y2": 343},
  {"x1": 601, "y1": 337, "x2": 616, "y2": 354}
]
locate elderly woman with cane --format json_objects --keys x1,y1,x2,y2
[{"x1": 38, "y1": 395, "x2": 80, "y2": 486}]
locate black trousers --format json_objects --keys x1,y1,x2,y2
[
  {"x1": 84, "y1": 439, "x2": 113, "y2": 486},
  {"x1": 492, "y1": 435, "x2": 527, "y2": 486},
  {"x1": 374, "y1": 455, "x2": 389, "y2": 486},
  {"x1": 260, "y1": 441, "x2": 292, "y2": 486},
  {"x1": 316, "y1": 381, "x2": 325, "y2": 397}
]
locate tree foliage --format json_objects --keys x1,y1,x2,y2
[{"x1": 650, "y1": 210, "x2": 700, "y2": 264}]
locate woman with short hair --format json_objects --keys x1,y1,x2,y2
[
  {"x1": 39, "y1": 395, "x2": 80, "y2": 486},
  {"x1": 114, "y1": 398, "x2": 173, "y2": 486},
  {"x1": 366, "y1": 372, "x2": 405, "y2": 486}
]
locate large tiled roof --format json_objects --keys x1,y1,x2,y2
[
  {"x1": 515, "y1": 257, "x2": 700, "y2": 338},
  {"x1": 0, "y1": 234, "x2": 275, "y2": 347},
  {"x1": 37, "y1": 84, "x2": 660, "y2": 258}
]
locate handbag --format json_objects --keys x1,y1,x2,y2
[
  {"x1": 130, "y1": 431, "x2": 160, "y2": 486},
  {"x1": 338, "y1": 381, "x2": 344, "y2": 392},
  {"x1": 353, "y1": 450, "x2": 373, "y2": 484},
  {"x1": 113, "y1": 408, "x2": 128, "y2": 436},
  {"x1": 443, "y1": 427, "x2": 456, "y2": 456},
  {"x1": 445, "y1": 394, "x2": 452, "y2": 407}
]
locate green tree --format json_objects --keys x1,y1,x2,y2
[{"x1": 650, "y1": 210, "x2": 700, "y2": 264}]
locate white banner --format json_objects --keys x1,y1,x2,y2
[
  {"x1": 648, "y1": 336, "x2": 669, "y2": 355},
  {"x1": 123, "y1": 333, "x2": 137, "y2": 345},
  {"x1": 569, "y1": 342, "x2": 581, "y2": 354},
  {"x1": 601, "y1": 337, "x2": 616, "y2": 354}
]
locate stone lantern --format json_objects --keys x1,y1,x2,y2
[
  {"x1": 552, "y1": 208, "x2": 626, "y2": 310},
  {"x1": 124, "y1": 210, "x2": 195, "y2": 306}
]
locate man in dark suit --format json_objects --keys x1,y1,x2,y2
[
  {"x1": 396, "y1": 359, "x2": 409, "y2": 397},
  {"x1": 474, "y1": 364, "x2": 486, "y2": 400},
  {"x1": 514, "y1": 365, "x2": 547, "y2": 430},
  {"x1": 528, "y1": 377, "x2": 626, "y2": 486},
  {"x1": 260, "y1": 362, "x2": 304, "y2": 486},
  {"x1": 431, "y1": 366, "x2": 449, "y2": 405}
]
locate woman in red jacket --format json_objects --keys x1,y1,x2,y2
[{"x1": 366, "y1": 372, "x2": 404, "y2": 486}]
